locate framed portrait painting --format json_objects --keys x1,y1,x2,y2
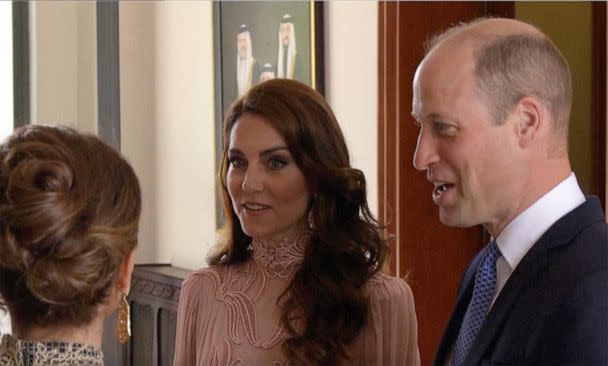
[{"x1": 213, "y1": 1, "x2": 324, "y2": 227}]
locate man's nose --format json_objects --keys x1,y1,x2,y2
[{"x1": 413, "y1": 129, "x2": 439, "y2": 171}]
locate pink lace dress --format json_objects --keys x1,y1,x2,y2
[{"x1": 173, "y1": 231, "x2": 420, "y2": 366}]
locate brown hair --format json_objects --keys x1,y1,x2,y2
[
  {"x1": 210, "y1": 79, "x2": 388, "y2": 365},
  {"x1": 0, "y1": 124, "x2": 141, "y2": 328}
]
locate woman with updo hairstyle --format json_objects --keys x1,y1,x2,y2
[
  {"x1": 0, "y1": 124, "x2": 141, "y2": 365},
  {"x1": 174, "y1": 79, "x2": 420, "y2": 366}
]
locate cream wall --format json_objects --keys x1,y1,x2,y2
[
  {"x1": 30, "y1": 1, "x2": 97, "y2": 133},
  {"x1": 120, "y1": 2, "x2": 216, "y2": 268},
  {"x1": 120, "y1": 2, "x2": 159, "y2": 265},
  {"x1": 325, "y1": 2, "x2": 378, "y2": 216},
  {"x1": 0, "y1": 2, "x2": 13, "y2": 141},
  {"x1": 154, "y1": 3, "x2": 217, "y2": 269}
]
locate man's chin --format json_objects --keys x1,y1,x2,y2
[{"x1": 439, "y1": 209, "x2": 476, "y2": 228}]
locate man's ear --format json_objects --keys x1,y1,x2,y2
[
  {"x1": 116, "y1": 251, "x2": 136, "y2": 295},
  {"x1": 513, "y1": 96, "x2": 544, "y2": 149}
]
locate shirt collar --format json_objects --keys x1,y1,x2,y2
[{"x1": 495, "y1": 173, "x2": 585, "y2": 271}]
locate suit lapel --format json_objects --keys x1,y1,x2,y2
[
  {"x1": 463, "y1": 197, "x2": 603, "y2": 365},
  {"x1": 464, "y1": 242, "x2": 548, "y2": 365}
]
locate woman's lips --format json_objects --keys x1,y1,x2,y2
[{"x1": 242, "y1": 202, "x2": 271, "y2": 216}]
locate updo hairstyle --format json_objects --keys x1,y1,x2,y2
[{"x1": 0, "y1": 125, "x2": 141, "y2": 328}]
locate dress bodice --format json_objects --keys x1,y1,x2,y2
[{"x1": 173, "y1": 230, "x2": 420, "y2": 366}]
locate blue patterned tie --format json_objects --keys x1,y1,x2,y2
[{"x1": 451, "y1": 240, "x2": 502, "y2": 366}]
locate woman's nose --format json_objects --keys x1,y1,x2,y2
[{"x1": 241, "y1": 166, "x2": 264, "y2": 192}]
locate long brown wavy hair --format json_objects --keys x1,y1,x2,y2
[
  {"x1": 209, "y1": 79, "x2": 389, "y2": 365},
  {"x1": 0, "y1": 124, "x2": 141, "y2": 329}
]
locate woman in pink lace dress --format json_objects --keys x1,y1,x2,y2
[{"x1": 173, "y1": 79, "x2": 420, "y2": 366}]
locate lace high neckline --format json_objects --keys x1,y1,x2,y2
[{"x1": 251, "y1": 230, "x2": 311, "y2": 279}]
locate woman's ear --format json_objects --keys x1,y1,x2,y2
[{"x1": 115, "y1": 251, "x2": 136, "y2": 295}]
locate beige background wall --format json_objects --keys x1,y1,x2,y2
[
  {"x1": 516, "y1": 3, "x2": 593, "y2": 193},
  {"x1": 325, "y1": 1, "x2": 378, "y2": 216},
  {"x1": 0, "y1": 2, "x2": 13, "y2": 141},
  {"x1": 30, "y1": 1, "x2": 97, "y2": 133},
  {"x1": 120, "y1": 1, "x2": 216, "y2": 268}
]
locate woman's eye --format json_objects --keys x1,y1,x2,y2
[
  {"x1": 229, "y1": 157, "x2": 245, "y2": 168},
  {"x1": 268, "y1": 157, "x2": 287, "y2": 170}
]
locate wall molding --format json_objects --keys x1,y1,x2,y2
[
  {"x1": 96, "y1": 2, "x2": 121, "y2": 149},
  {"x1": 12, "y1": 2, "x2": 29, "y2": 128}
]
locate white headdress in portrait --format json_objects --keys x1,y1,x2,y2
[
  {"x1": 277, "y1": 14, "x2": 296, "y2": 79},
  {"x1": 259, "y1": 63, "x2": 275, "y2": 82},
  {"x1": 237, "y1": 24, "x2": 256, "y2": 96}
]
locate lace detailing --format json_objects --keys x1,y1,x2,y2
[
  {"x1": 0, "y1": 334, "x2": 103, "y2": 366},
  {"x1": 196, "y1": 230, "x2": 311, "y2": 365},
  {"x1": 251, "y1": 230, "x2": 310, "y2": 279},
  {"x1": 210, "y1": 339, "x2": 243, "y2": 366},
  {"x1": 205, "y1": 264, "x2": 290, "y2": 350}
]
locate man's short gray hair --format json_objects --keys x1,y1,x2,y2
[
  {"x1": 427, "y1": 19, "x2": 572, "y2": 143},
  {"x1": 474, "y1": 33, "x2": 572, "y2": 137}
]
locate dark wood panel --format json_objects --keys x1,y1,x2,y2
[
  {"x1": 485, "y1": 2, "x2": 515, "y2": 18},
  {"x1": 378, "y1": 1, "x2": 399, "y2": 273}
]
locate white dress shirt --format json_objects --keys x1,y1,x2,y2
[{"x1": 492, "y1": 173, "x2": 586, "y2": 306}]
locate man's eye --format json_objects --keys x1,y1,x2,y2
[
  {"x1": 229, "y1": 157, "x2": 245, "y2": 168},
  {"x1": 434, "y1": 122, "x2": 456, "y2": 135},
  {"x1": 268, "y1": 158, "x2": 287, "y2": 170}
]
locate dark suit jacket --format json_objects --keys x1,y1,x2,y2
[{"x1": 434, "y1": 196, "x2": 608, "y2": 366}]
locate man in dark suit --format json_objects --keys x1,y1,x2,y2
[{"x1": 411, "y1": 17, "x2": 608, "y2": 366}]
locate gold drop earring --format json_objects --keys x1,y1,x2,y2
[{"x1": 116, "y1": 293, "x2": 131, "y2": 344}]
